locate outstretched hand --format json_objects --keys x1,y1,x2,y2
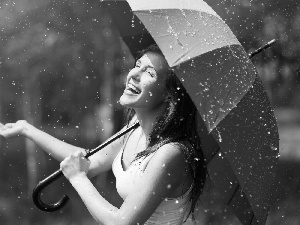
[{"x1": 0, "y1": 120, "x2": 28, "y2": 139}]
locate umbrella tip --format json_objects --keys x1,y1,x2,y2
[
  {"x1": 267, "y1": 39, "x2": 276, "y2": 45},
  {"x1": 249, "y1": 39, "x2": 277, "y2": 59}
]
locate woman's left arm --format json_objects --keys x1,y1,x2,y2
[{"x1": 61, "y1": 144, "x2": 187, "y2": 225}]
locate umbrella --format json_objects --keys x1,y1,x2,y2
[{"x1": 100, "y1": 0, "x2": 279, "y2": 225}]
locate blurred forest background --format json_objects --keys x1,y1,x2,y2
[{"x1": 0, "y1": 0, "x2": 300, "y2": 224}]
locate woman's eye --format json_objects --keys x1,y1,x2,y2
[{"x1": 146, "y1": 70, "x2": 154, "y2": 77}]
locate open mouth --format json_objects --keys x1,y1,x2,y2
[{"x1": 127, "y1": 83, "x2": 141, "y2": 94}]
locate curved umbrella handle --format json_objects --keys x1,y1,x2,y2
[
  {"x1": 32, "y1": 169, "x2": 69, "y2": 212},
  {"x1": 32, "y1": 121, "x2": 140, "y2": 212}
]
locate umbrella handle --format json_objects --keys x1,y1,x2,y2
[
  {"x1": 32, "y1": 122, "x2": 140, "y2": 212},
  {"x1": 32, "y1": 169, "x2": 68, "y2": 212},
  {"x1": 249, "y1": 39, "x2": 276, "y2": 59}
]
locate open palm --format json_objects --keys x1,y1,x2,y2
[{"x1": 0, "y1": 120, "x2": 27, "y2": 139}]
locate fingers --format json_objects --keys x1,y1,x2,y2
[
  {"x1": 60, "y1": 151, "x2": 91, "y2": 177},
  {"x1": 0, "y1": 124, "x2": 11, "y2": 136},
  {"x1": 0, "y1": 123, "x2": 4, "y2": 131},
  {"x1": 74, "y1": 150, "x2": 85, "y2": 158},
  {"x1": 1, "y1": 123, "x2": 14, "y2": 129},
  {"x1": 0, "y1": 123, "x2": 21, "y2": 139},
  {"x1": 64, "y1": 151, "x2": 89, "y2": 162}
]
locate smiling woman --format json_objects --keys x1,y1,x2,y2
[
  {"x1": 0, "y1": 44, "x2": 207, "y2": 225},
  {"x1": 119, "y1": 50, "x2": 169, "y2": 111}
]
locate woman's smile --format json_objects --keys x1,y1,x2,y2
[{"x1": 124, "y1": 82, "x2": 141, "y2": 95}]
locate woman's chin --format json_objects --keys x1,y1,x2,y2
[{"x1": 119, "y1": 94, "x2": 135, "y2": 107}]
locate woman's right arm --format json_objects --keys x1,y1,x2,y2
[{"x1": 0, "y1": 120, "x2": 124, "y2": 178}]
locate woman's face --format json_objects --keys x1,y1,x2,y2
[{"x1": 119, "y1": 51, "x2": 169, "y2": 111}]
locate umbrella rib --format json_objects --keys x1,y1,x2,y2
[
  {"x1": 206, "y1": 147, "x2": 220, "y2": 164},
  {"x1": 173, "y1": 42, "x2": 225, "y2": 66},
  {"x1": 196, "y1": 79, "x2": 233, "y2": 126},
  {"x1": 226, "y1": 183, "x2": 240, "y2": 205},
  {"x1": 213, "y1": 87, "x2": 233, "y2": 124},
  {"x1": 250, "y1": 214, "x2": 255, "y2": 224},
  {"x1": 206, "y1": 146, "x2": 243, "y2": 206},
  {"x1": 173, "y1": 49, "x2": 193, "y2": 65}
]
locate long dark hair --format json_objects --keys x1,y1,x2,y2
[{"x1": 124, "y1": 44, "x2": 207, "y2": 221}]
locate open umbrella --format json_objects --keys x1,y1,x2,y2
[{"x1": 100, "y1": 0, "x2": 279, "y2": 224}]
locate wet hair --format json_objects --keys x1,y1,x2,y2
[{"x1": 124, "y1": 44, "x2": 207, "y2": 222}]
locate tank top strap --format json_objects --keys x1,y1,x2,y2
[{"x1": 113, "y1": 127, "x2": 135, "y2": 165}]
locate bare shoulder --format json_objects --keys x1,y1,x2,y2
[
  {"x1": 145, "y1": 143, "x2": 188, "y2": 184},
  {"x1": 152, "y1": 142, "x2": 186, "y2": 165}
]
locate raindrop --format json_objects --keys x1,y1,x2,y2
[
  {"x1": 131, "y1": 15, "x2": 135, "y2": 28},
  {"x1": 271, "y1": 146, "x2": 278, "y2": 151},
  {"x1": 149, "y1": 91, "x2": 153, "y2": 96}
]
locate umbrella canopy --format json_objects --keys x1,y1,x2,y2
[{"x1": 101, "y1": 0, "x2": 279, "y2": 224}]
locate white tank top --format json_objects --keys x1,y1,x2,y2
[{"x1": 112, "y1": 132, "x2": 192, "y2": 224}]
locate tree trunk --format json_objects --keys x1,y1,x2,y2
[
  {"x1": 21, "y1": 68, "x2": 44, "y2": 195},
  {"x1": 95, "y1": 16, "x2": 124, "y2": 207}
]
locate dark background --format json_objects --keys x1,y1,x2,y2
[{"x1": 0, "y1": 0, "x2": 299, "y2": 224}]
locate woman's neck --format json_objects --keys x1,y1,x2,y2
[
  {"x1": 134, "y1": 111, "x2": 156, "y2": 138},
  {"x1": 134, "y1": 103, "x2": 168, "y2": 138}
]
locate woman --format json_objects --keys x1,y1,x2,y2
[{"x1": 0, "y1": 44, "x2": 206, "y2": 225}]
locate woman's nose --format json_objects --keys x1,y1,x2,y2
[{"x1": 129, "y1": 68, "x2": 142, "y2": 81}]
